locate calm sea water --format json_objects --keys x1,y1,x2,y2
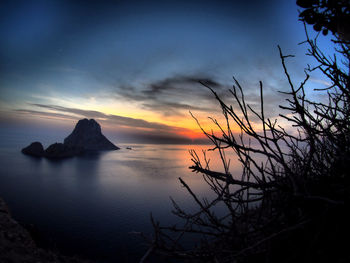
[{"x1": 0, "y1": 128, "x2": 241, "y2": 262}]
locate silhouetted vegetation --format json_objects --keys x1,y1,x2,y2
[
  {"x1": 297, "y1": 0, "x2": 349, "y2": 39},
  {"x1": 145, "y1": 1, "x2": 349, "y2": 262}
]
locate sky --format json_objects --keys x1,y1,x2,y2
[{"x1": 0, "y1": 0, "x2": 333, "y2": 144}]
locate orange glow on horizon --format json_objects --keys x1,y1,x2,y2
[
  {"x1": 176, "y1": 129, "x2": 206, "y2": 140},
  {"x1": 101, "y1": 108, "x2": 246, "y2": 141}
]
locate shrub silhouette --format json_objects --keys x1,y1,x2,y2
[{"x1": 144, "y1": 1, "x2": 349, "y2": 262}]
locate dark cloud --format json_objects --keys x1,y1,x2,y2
[
  {"x1": 143, "y1": 75, "x2": 221, "y2": 98},
  {"x1": 114, "y1": 73, "x2": 289, "y2": 121},
  {"x1": 117, "y1": 75, "x2": 224, "y2": 116}
]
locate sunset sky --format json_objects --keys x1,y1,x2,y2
[{"x1": 0, "y1": 0, "x2": 332, "y2": 144}]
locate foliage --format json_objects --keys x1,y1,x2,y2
[
  {"x1": 297, "y1": 0, "x2": 350, "y2": 40},
  {"x1": 144, "y1": 2, "x2": 349, "y2": 262}
]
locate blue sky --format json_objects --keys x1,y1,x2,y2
[{"x1": 0, "y1": 0, "x2": 333, "y2": 143}]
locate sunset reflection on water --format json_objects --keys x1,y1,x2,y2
[{"x1": 0, "y1": 138, "x2": 245, "y2": 262}]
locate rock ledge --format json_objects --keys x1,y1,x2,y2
[{"x1": 0, "y1": 197, "x2": 91, "y2": 263}]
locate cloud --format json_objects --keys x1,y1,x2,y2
[
  {"x1": 142, "y1": 76, "x2": 221, "y2": 98},
  {"x1": 24, "y1": 104, "x2": 180, "y2": 131},
  {"x1": 8, "y1": 109, "x2": 205, "y2": 145},
  {"x1": 142, "y1": 101, "x2": 212, "y2": 114},
  {"x1": 30, "y1": 104, "x2": 107, "y2": 118},
  {"x1": 14, "y1": 109, "x2": 77, "y2": 120},
  {"x1": 310, "y1": 77, "x2": 332, "y2": 87},
  {"x1": 116, "y1": 75, "x2": 224, "y2": 116},
  {"x1": 10, "y1": 70, "x2": 294, "y2": 143},
  {"x1": 112, "y1": 72, "x2": 291, "y2": 124}
]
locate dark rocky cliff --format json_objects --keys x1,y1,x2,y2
[{"x1": 64, "y1": 119, "x2": 119, "y2": 151}]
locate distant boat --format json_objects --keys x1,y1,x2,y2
[{"x1": 126, "y1": 147, "x2": 132, "y2": 150}]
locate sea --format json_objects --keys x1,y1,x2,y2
[{"x1": 0, "y1": 127, "x2": 242, "y2": 262}]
